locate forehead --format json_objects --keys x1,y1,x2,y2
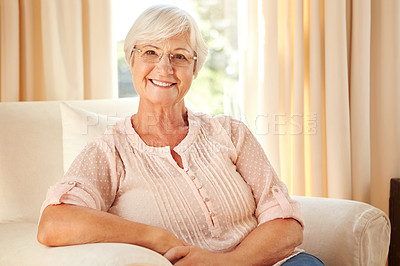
[{"x1": 141, "y1": 35, "x2": 193, "y2": 51}]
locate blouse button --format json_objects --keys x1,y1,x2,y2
[
  {"x1": 190, "y1": 176, "x2": 196, "y2": 180},
  {"x1": 204, "y1": 197, "x2": 210, "y2": 202},
  {"x1": 273, "y1": 187, "x2": 279, "y2": 193},
  {"x1": 210, "y1": 212, "x2": 216, "y2": 217},
  {"x1": 68, "y1": 181, "x2": 74, "y2": 185}
]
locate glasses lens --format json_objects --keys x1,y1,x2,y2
[
  {"x1": 140, "y1": 48, "x2": 160, "y2": 63},
  {"x1": 170, "y1": 53, "x2": 190, "y2": 66}
]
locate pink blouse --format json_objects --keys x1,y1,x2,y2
[{"x1": 41, "y1": 109, "x2": 303, "y2": 259}]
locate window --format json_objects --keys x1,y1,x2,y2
[{"x1": 112, "y1": 0, "x2": 239, "y2": 117}]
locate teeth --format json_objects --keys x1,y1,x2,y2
[{"x1": 152, "y1": 80, "x2": 173, "y2": 87}]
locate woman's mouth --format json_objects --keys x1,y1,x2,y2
[{"x1": 150, "y1": 79, "x2": 176, "y2": 87}]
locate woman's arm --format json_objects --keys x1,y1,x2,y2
[
  {"x1": 38, "y1": 137, "x2": 187, "y2": 254},
  {"x1": 225, "y1": 218, "x2": 303, "y2": 265},
  {"x1": 164, "y1": 218, "x2": 302, "y2": 265},
  {"x1": 38, "y1": 204, "x2": 188, "y2": 255}
]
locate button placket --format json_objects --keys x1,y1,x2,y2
[
  {"x1": 183, "y1": 169, "x2": 220, "y2": 236},
  {"x1": 193, "y1": 178, "x2": 202, "y2": 188}
]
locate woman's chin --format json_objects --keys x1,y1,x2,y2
[
  {"x1": 137, "y1": 85, "x2": 186, "y2": 108},
  {"x1": 146, "y1": 94, "x2": 182, "y2": 108}
]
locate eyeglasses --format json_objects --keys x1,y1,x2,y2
[{"x1": 131, "y1": 47, "x2": 197, "y2": 67}]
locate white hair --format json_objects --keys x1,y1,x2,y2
[{"x1": 123, "y1": 4, "x2": 208, "y2": 78}]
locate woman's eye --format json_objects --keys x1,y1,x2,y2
[
  {"x1": 144, "y1": 50, "x2": 157, "y2": 56},
  {"x1": 173, "y1": 54, "x2": 188, "y2": 60}
]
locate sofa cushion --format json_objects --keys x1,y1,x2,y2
[
  {"x1": 0, "y1": 222, "x2": 172, "y2": 265},
  {"x1": 60, "y1": 98, "x2": 139, "y2": 172},
  {"x1": 60, "y1": 102, "x2": 121, "y2": 172}
]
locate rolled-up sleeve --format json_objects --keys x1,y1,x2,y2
[
  {"x1": 40, "y1": 138, "x2": 124, "y2": 217},
  {"x1": 231, "y1": 121, "x2": 304, "y2": 227}
]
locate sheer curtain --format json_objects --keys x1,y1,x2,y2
[
  {"x1": 0, "y1": 0, "x2": 115, "y2": 102},
  {"x1": 238, "y1": 0, "x2": 400, "y2": 214}
]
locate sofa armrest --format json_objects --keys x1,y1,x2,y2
[
  {"x1": 0, "y1": 223, "x2": 172, "y2": 266},
  {"x1": 293, "y1": 196, "x2": 390, "y2": 266}
]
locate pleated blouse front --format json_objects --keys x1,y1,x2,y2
[{"x1": 41, "y1": 109, "x2": 303, "y2": 253}]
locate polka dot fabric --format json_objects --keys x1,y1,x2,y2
[{"x1": 41, "y1": 109, "x2": 303, "y2": 257}]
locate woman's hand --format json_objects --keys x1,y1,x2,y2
[
  {"x1": 151, "y1": 228, "x2": 189, "y2": 255},
  {"x1": 163, "y1": 218, "x2": 302, "y2": 266},
  {"x1": 164, "y1": 245, "x2": 234, "y2": 266}
]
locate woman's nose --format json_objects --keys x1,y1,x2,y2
[{"x1": 155, "y1": 54, "x2": 174, "y2": 74}]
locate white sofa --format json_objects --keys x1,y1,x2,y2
[{"x1": 0, "y1": 98, "x2": 391, "y2": 266}]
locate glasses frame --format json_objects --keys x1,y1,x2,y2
[{"x1": 130, "y1": 48, "x2": 197, "y2": 67}]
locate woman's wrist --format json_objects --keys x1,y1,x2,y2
[
  {"x1": 136, "y1": 225, "x2": 184, "y2": 254},
  {"x1": 134, "y1": 224, "x2": 163, "y2": 248},
  {"x1": 218, "y1": 250, "x2": 246, "y2": 266}
]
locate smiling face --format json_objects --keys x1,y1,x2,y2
[{"x1": 130, "y1": 35, "x2": 196, "y2": 109}]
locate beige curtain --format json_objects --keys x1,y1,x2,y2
[
  {"x1": 238, "y1": 0, "x2": 400, "y2": 214},
  {"x1": 0, "y1": 0, "x2": 115, "y2": 102}
]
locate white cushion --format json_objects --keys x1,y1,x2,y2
[
  {"x1": 60, "y1": 98, "x2": 139, "y2": 172},
  {"x1": 0, "y1": 222, "x2": 172, "y2": 266}
]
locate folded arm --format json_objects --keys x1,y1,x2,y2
[
  {"x1": 226, "y1": 218, "x2": 303, "y2": 265},
  {"x1": 38, "y1": 204, "x2": 187, "y2": 255},
  {"x1": 164, "y1": 218, "x2": 302, "y2": 265}
]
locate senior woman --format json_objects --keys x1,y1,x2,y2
[{"x1": 38, "y1": 5, "x2": 323, "y2": 266}]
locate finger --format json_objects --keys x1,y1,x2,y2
[{"x1": 163, "y1": 246, "x2": 190, "y2": 262}]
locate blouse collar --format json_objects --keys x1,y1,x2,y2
[{"x1": 123, "y1": 108, "x2": 201, "y2": 155}]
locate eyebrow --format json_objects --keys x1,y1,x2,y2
[{"x1": 142, "y1": 45, "x2": 191, "y2": 53}]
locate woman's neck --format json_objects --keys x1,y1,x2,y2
[{"x1": 132, "y1": 100, "x2": 188, "y2": 136}]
